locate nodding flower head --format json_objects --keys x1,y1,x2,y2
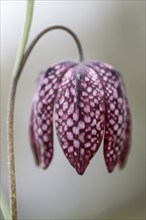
[{"x1": 29, "y1": 61, "x2": 131, "y2": 175}]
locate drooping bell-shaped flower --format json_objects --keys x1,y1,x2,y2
[{"x1": 29, "y1": 61, "x2": 131, "y2": 175}]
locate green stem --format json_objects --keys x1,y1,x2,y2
[
  {"x1": 0, "y1": 188, "x2": 10, "y2": 220},
  {"x1": 7, "y1": 1, "x2": 34, "y2": 220},
  {"x1": 12, "y1": 0, "x2": 34, "y2": 78}
]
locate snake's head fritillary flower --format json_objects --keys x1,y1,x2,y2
[{"x1": 29, "y1": 61, "x2": 131, "y2": 175}]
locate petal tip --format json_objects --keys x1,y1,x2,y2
[
  {"x1": 107, "y1": 166, "x2": 115, "y2": 173},
  {"x1": 74, "y1": 164, "x2": 88, "y2": 175}
]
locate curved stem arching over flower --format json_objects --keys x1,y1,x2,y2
[{"x1": 17, "y1": 25, "x2": 84, "y2": 80}]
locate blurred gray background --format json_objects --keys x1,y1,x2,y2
[{"x1": 1, "y1": 0, "x2": 145, "y2": 219}]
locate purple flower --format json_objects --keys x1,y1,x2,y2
[{"x1": 29, "y1": 61, "x2": 131, "y2": 175}]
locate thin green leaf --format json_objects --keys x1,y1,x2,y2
[{"x1": 0, "y1": 188, "x2": 10, "y2": 220}]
